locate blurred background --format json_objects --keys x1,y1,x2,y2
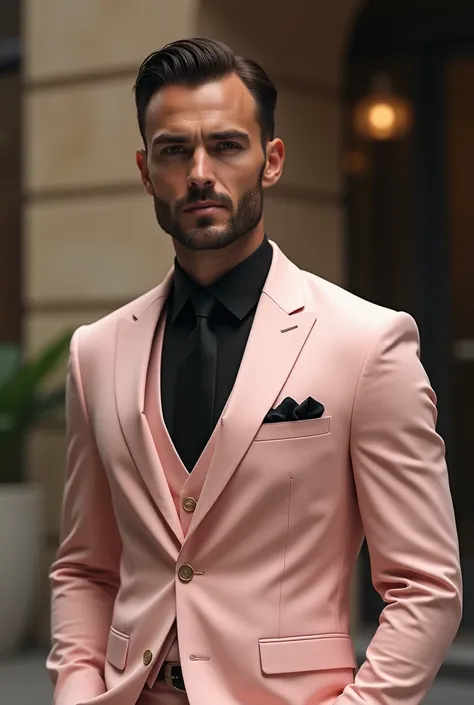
[{"x1": 0, "y1": 0, "x2": 473, "y2": 702}]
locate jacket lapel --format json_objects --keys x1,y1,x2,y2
[
  {"x1": 114, "y1": 271, "x2": 185, "y2": 545},
  {"x1": 185, "y1": 242, "x2": 317, "y2": 542}
]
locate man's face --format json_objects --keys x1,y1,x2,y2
[{"x1": 136, "y1": 73, "x2": 283, "y2": 251}]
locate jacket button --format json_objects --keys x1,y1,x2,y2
[
  {"x1": 178, "y1": 564, "x2": 194, "y2": 582},
  {"x1": 182, "y1": 497, "x2": 197, "y2": 512},
  {"x1": 143, "y1": 649, "x2": 153, "y2": 666}
]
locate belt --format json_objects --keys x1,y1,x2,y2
[{"x1": 157, "y1": 661, "x2": 186, "y2": 692}]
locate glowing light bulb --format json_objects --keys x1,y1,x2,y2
[
  {"x1": 368, "y1": 103, "x2": 396, "y2": 132},
  {"x1": 353, "y1": 75, "x2": 413, "y2": 141}
]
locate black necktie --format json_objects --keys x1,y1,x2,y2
[{"x1": 172, "y1": 290, "x2": 218, "y2": 472}]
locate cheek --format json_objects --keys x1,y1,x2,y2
[
  {"x1": 217, "y1": 160, "x2": 262, "y2": 199},
  {"x1": 236, "y1": 151, "x2": 265, "y2": 182},
  {"x1": 149, "y1": 165, "x2": 183, "y2": 200}
]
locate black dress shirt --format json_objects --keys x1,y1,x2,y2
[{"x1": 161, "y1": 236, "x2": 273, "y2": 448}]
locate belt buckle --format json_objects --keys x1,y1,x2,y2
[{"x1": 164, "y1": 662, "x2": 185, "y2": 692}]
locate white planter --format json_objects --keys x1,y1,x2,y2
[{"x1": 0, "y1": 483, "x2": 43, "y2": 655}]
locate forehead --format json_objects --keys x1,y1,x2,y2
[{"x1": 144, "y1": 73, "x2": 259, "y2": 140}]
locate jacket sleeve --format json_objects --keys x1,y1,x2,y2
[
  {"x1": 336, "y1": 311, "x2": 462, "y2": 705},
  {"x1": 46, "y1": 328, "x2": 122, "y2": 705}
]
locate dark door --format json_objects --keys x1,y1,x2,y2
[
  {"x1": 346, "y1": 42, "x2": 474, "y2": 631},
  {"x1": 442, "y1": 52, "x2": 474, "y2": 627}
]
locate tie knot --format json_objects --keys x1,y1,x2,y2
[{"x1": 191, "y1": 290, "x2": 216, "y2": 320}]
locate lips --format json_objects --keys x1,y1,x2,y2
[{"x1": 183, "y1": 202, "x2": 225, "y2": 214}]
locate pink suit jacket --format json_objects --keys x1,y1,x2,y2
[{"x1": 47, "y1": 241, "x2": 462, "y2": 705}]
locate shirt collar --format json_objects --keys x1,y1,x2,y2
[{"x1": 170, "y1": 236, "x2": 273, "y2": 324}]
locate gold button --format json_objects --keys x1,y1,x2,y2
[
  {"x1": 178, "y1": 564, "x2": 194, "y2": 582},
  {"x1": 182, "y1": 497, "x2": 197, "y2": 512},
  {"x1": 143, "y1": 649, "x2": 153, "y2": 666}
]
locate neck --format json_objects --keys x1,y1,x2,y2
[{"x1": 173, "y1": 226, "x2": 265, "y2": 287}]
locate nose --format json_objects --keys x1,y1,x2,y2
[{"x1": 187, "y1": 147, "x2": 216, "y2": 191}]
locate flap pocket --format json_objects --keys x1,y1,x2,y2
[
  {"x1": 254, "y1": 416, "x2": 331, "y2": 442},
  {"x1": 106, "y1": 627, "x2": 130, "y2": 671},
  {"x1": 259, "y1": 633, "x2": 356, "y2": 675}
]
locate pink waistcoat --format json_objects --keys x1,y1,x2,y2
[{"x1": 143, "y1": 309, "x2": 223, "y2": 686}]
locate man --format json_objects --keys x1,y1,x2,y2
[{"x1": 47, "y1": 37, "x2": 462, "y2": 705}]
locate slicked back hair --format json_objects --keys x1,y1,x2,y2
[{"x1": 133, "y1": 37, "x2": 277, "y2": 148}]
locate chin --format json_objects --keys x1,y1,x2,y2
[{"x1": 181, "y1": 226, "x2": 240, "y2": 252}]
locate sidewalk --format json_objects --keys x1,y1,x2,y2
[{"x1": 1, "y1": 651, "x2": 473, "y2": 704}]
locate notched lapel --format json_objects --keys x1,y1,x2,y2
[
  {"x1": 115, "y1": 287, "x2": 184, "y2": 545},
  {"x1": 186, "y1": 291, "x2": 317, "y2": 541}
]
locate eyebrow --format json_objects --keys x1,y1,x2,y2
[
  {"x1": 151, "y1": 129, "x2": 250, "y2": 148},
  {"x1": 208, "y1": 130, "x2": 250, "y2": 142}
]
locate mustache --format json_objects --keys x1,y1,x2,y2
[{"x1": 175, "y1": 187, "x2": 233, "y2": 213}]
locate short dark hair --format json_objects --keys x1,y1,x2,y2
[{"x1": 133, "y1": 37, "x2": 277, "y2": 147}]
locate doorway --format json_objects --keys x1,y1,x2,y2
[
  {"x1": 347, "y1": 20, "x2": 474, "y2": 632},
  {"x1": 441, "y1": 48, "x2": 474, "y2": 628}
]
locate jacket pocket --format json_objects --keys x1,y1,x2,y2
[
  {"x1": 254, "y1": 416, "x2": 331, "y2": 442},
  {"x1": 106, "y1": 626, "x2": 130, "y2": 671},
  {"x1": 258, "y1": 633, "x2": 356, "y2": 675}
]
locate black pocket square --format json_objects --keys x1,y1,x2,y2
[{"x1": 263, "y1": 396, "x2": 325, "y2": 424}]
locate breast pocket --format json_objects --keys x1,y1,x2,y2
[{"x1": 254, "y1": 416, "x2": 331, "y2": 442}]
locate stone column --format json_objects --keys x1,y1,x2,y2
[{"x1": 23, "y1": 0, "x2": 203, "y2": 646}]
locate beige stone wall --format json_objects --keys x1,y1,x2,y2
[{"x1": 23, "y1": 0, "x2": 362, "y2": 645}]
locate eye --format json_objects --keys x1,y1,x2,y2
[
  {"x1": 215, "y1": 141, "x2": 242, "y2": 152},
  {"x1": 161, "y1": 145, "x2": 187, "y2": 156}
]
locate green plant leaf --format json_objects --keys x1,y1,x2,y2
[
  {"x1": 0, "y1": 427, "x2": 25, "y2": 483},
  {"x1": 0, "y1": 331, "x2": 72, "y2": 484},
  {"x1": 0, "y1": 412, "x2": 14, "y2": 433},
  {"x1": 0, "y1": 343, "x2": 21, "y2": 388},
  {"x1": 36, "y1": 386, "x2": 66, "y2": 415},
  {"x1": 0, "y1": 331, "x2": 72, "y2": 416},
  {"x1": 21, "y1": 387, "x2": 66, "y2": 429}
]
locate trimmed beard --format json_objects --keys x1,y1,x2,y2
[{"x1": 153, "y1": 165, "x2": 265, "y2": 251}]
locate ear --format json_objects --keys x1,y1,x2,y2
[
  {"x1": 136, "y1": 149, "x2": 154, "y2": 196},
  {"x1": 262, "y1": 138, "x2": 285, "y2": 190}
]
